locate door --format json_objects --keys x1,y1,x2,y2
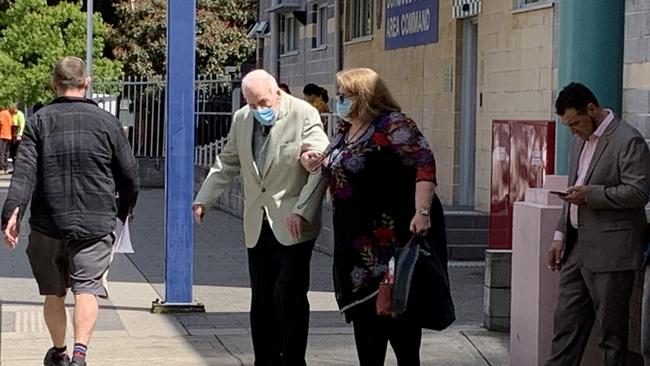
[{"x1": 459, "y1": 18, "x2": 478, "y2": 206}]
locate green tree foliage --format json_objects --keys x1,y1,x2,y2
[
  {"x1": 110, "y1": 0, "x2": 257, "y2": 77},
  {"x1": 0, "y1": 0, "x2": 10, "y2": 12},
  {"x1": 0, "y1": 0, "x2": 122, "y2": 106}
]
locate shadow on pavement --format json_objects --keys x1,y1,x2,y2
[{"x1": 0, "y1": 188, "x2": 494, "y2": 365}]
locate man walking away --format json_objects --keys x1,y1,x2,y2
[{"x1": 1, "y1": 56, "x2": 139, "y2": 366}]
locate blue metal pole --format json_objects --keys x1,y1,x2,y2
[
  {"x1": 164, "y1": 0, "x2": 196, "y2": 305},
  {"x1": 556, "y1": 0, "x2": 625, "y2": 174}
]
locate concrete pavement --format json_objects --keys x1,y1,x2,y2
[{"x1": 0, "y1": 181, "x2": 509, "y2": 365}]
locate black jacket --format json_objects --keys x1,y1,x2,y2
[{"x1": 1, "y1": 97, "x2": 139, "y2": 239}]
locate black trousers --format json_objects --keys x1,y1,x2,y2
[
  {"x1": 10, "y1": 138, "x2": 19, "y2": 160},
  {"x1": 248, "y1": 220, "x2": 315, "y2": 366},
  {"x1": 352, "y1": 308, "x2": 422, "y2": 366},
  {"x1": 0, "y1": 139, "x2": 9, "y2": 169}
]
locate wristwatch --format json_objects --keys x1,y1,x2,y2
[{"x1": 417, "y1": 208, "x2": 430, "y2": 216}]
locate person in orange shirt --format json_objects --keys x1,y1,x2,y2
[{"x1": 0, "y1": 108, "x2": 13, "y2": 174}]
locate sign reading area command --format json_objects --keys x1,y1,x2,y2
[{"x1": 385, "y1": 0, "x2": 439, "y2": 50}]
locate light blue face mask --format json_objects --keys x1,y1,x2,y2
[
  {"x1": 336, "y1": 97, "x2": 352, "y2": 121},
  {"x1": 252, "y1": 107, "x2": 276, "y2": 126}
]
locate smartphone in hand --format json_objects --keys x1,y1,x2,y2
[{"x1": 550, "y1": 190, "x2": 569, "y2": 197}]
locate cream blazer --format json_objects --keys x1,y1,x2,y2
[{"x1": 194, "y1": 92, "x2": 329, "y2": 247}]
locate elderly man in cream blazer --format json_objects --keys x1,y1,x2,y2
[{"x1": 193, "y1": 69, "x2": 329, "y2": 366}]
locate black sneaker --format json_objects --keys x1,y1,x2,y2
[
  {"x1": 69, "y1": 358, "x2": 86, "y2": 366},
  {"x1": 43, "y1": 347, "x2": 70, "y2": 366}
]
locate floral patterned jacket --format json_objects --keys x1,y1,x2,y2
[{"x1": 322, "y1": 112, "x2": 437, "y2": 317}]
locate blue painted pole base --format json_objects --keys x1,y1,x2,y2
[{"x1": 150, "y1": 298, "x2": 206, "y2": 314}]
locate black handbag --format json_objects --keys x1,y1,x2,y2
[{"x1": 391, "y1": 234, "x2": 456, "y2": 331}]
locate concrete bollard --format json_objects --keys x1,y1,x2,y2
[{"x1": 483, "y1": 249, "x2": 512, "y2": 331}]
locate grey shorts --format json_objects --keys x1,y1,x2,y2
[{"x1": 26, "y1": 230, "x2": 115, "y2": 298}]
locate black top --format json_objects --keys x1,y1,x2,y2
[{"x1": 2, "y1": 96, "x2": 139, "y2": 239}]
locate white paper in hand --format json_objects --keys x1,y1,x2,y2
[{"x1": 113, "y1": 219, "x2": 134, "y2": 254}]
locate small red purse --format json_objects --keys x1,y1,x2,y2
[{"x1": 376, "y1": 257, "x2": 395, "y2": 316}]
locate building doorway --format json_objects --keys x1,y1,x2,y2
[{"x1": 459, "y1": 18, "x2": 478, "y2": 206}]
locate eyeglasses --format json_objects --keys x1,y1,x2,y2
[{"x1": 335, "y1": 92, "x2": 352, "y2": 103}]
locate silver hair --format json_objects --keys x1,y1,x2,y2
[{"x1": 241, "y1": 69, "x2": 279, "y2": 93}]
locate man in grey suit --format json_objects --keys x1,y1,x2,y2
[{"x1": 547, "y1": 82, "x2": 650, "y2": 366}]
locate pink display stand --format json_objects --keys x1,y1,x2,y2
[{"x1": 510, "y1": 175, "x2": 599, "y2": 365}]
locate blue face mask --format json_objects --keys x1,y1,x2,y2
[
  {"x1": 252, "y1": 107, "x2": 276, "y2": 126},
  {"x1": 336, "y1": 97, "x2": 352, "y2": 121}
]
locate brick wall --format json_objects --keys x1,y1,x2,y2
[
  {"x1": 624, "y1": 0, "x2": 650, "y2": 140},
  {"x1": 340, "y1": 0, "x2": 557, "y2": 210},
  {"x1": 622, "y1": 1, "x2": 650, "y2": 361},
  {"x1": 262, "y1": 1, "x2": 337, "y2": 103},
  {"x1": 343, "y1": 0, "x2": 461, "y2": 206},
  {"x1": 475, "y1": 0, "x2": 555, "y2": 212}
]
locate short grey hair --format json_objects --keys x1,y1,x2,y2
[
  {"x1": 52, "y1": 56, "x2": 88, "y2": 90},
  {"x1": 241, "y1": 69, "x2": 278, "y2": 93}
]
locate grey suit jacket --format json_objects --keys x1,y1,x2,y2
[
  {"x1": 555, "y1": 118, "x2": 650, "y2": 271},
  {"x1": 194, "y1": 92, "x2": 329, "y2": 247}
]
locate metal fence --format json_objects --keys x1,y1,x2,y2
[
  {"x1": 93, "y1": 76, "x2": 238, "y2": 158},
  {"x1": 92, "y1": 77, "x2": 337, "y2": 168}
]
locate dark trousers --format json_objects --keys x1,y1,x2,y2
[
  {"x1": 10, "y1": 139, "x2": 19, "y2": 160},
  {"x1": 352, "y1": 312, "x2": 422, "y2": 366},
  {"x1": 641, "y1": 260, "x2": 650, "y2": 365},
  {"x1": 248, "y1": 221, "x2": 315, "y2": 366},
  {"x1": 0, "y1": 139, "x2": 9, "y2": 169},
  {"x1": 546, "y1": 233, "x2": 635, "y2": 366}
]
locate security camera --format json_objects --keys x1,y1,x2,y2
[
  {"x1": 247, "y1": 21, "x2": 269, "y2": 38},
  {"x1": 255, "y1": 21, "x2": 269, "y2": 35}
]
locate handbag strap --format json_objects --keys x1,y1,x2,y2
[
  {"x1": 404, "y1": 234, "x2": 432, "y2": 251},
  {"x1": 402, "y1": 234, "x2": 420, "y2": 249}
]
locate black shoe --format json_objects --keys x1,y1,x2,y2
[
  {"x1": 43, "y1": 347, "x2": 70, "y2": 366},
  {"x1": 69, "y1": 358, "x2": 86, "y2": 366}
]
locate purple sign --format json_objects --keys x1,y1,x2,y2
[{"x1": 385, "y1": 0, "x2": 439, "y2": 50}]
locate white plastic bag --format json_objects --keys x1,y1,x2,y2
[{"x1": 113, "y1": 219, "x2": 134, "y2": 253}]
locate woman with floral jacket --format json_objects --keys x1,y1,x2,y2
[{"x1": 301, "y1": 68, "x2": 447, "y2": 366}]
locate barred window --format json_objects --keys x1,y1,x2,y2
[
  {"x1": 316, "y1": 4, "x2": 328, "y2": 46},
  {"x1": 280, "y1": 14, "x2": 300, "y2": 54},
  {"x1": 346, "y1": 0, "x2": 372, "y2": 40}
]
